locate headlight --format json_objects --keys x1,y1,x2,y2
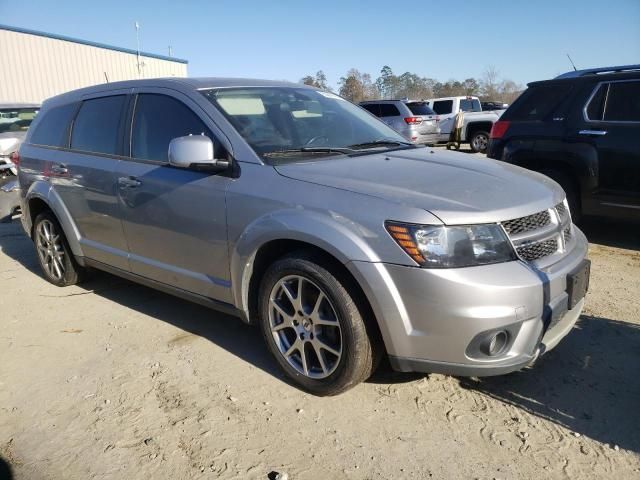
[{"x1": 386, "y1": 221, "x2": 516, "y2": 268}]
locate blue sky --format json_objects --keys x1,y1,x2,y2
[{"x1": 2, "y1": 0, "x2": 639, "y2": 88}]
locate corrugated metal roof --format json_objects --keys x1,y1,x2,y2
[{"x1": 0, "y1": 23, "x2": 188, "y2": 64}]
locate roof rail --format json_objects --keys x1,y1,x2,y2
[{"x1": 555, "y1": 64, "x2": 640, "y2": 79}]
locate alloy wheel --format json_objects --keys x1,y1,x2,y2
[
  {"x1": 268, "y1": 275, "x2": 343, "y2": 379},
  {"x1": 35, "y1": 219, "x2": 66, "y2": 281}
]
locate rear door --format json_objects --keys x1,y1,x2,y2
[
  {"x1": 430, "y1": 99, "x2": 455, "y2": 135},
  {"x1": 53, "y1": 91, "x2": 130, "y2": 270},
  {"x1": 378, "y1": 103, "x2": 405, "y2": 134},
  {"x1": 577, "y1": 79, "x2": 640, "y2": 208},
  {"x1": 116, "y1": 89, "x2": 233, "y2": 302}
]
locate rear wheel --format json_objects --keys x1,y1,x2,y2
[
  {"x1": 540, "y1": 169, "x2": 581, "y2": 223},
  {"x1": 33, "y1": 211, "x2": 85, "y2": 286},
  {"x1": 258, "y1": 253, "x2": 379, "y2": 396},
  {"x1": 469, "y1": 131, "x2": 490, "y2": 153}
]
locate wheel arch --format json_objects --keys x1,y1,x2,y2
[
  {"x1": 465, "y1": 121, "x2": 493, "y2": 140},
  {"x1": 24, "y1": 181, "x2": 84, "y2": 257}
]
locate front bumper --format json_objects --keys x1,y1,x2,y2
[{"x1": 347, "y1": 226, "x2": 588, "y2": 376}]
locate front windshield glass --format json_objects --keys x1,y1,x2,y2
[
  {"x1": 201, "y1": 87, "x2": 412, "y2": 160},
  {"x1": 0, "y1": 107, "x2": 39, "y2": 134}
]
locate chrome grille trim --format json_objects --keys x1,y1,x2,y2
[
  {"x1": 516, "y1": 238, "x2": 558, "y2": 262},
  {"x1": 501, "y1": 200, "x2": 573, "y2": 263},
  {"x1": 502, "y1": 210, "x2": 551, "y2": 235}
]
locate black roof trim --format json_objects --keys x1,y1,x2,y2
[{"x1": 555, "y1": 64, "x2": 640, "y2": 79}]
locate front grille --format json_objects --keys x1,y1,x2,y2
[
  {"x1": 555, "y1": 202, "x2": 567, "y2": 219},
  {"x1": 502, "y1": 210, "x2": 551, "y2": 235},
  {"x1": 516, "y1": 238, "x2": 558, "y2": 262},
  {"x1": 564, "y1": 226, "x2": 572, "y2": 243}
]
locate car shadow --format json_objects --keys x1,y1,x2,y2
[
  {"x1": 0, "y1": 456, "x2": 13, "y2": 480},
  {"x1": 459, "y1": 315, "x2": 640, "y2": 453}
]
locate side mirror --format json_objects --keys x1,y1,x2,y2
[{"x1": 168, "y1": 135, "x2": 229, "y2": 172}]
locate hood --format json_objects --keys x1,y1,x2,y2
[
  {"x1": 0, "y1": 131, "x2": 26, "y2": 155},
  {"x1": 274, "y1": 148, "x2": 564, "y2": 225}
]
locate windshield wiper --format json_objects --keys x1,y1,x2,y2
[
  {"x1": 263, "y1": 146, "x2": 355, "y2": 157},
  {"x1": 347, "y1": 139, "x2": 415, "y2": 150}
]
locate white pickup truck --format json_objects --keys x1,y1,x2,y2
[{"x1": 425, "y1": 96, "x2": 505, "y2": 153}]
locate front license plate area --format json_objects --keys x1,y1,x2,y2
[{"x1": 567, "y1": 259, "x2": 591, "y2": 309}]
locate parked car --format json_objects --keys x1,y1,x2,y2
[
  {"x1": 482, "y1": 101, "x2": 509, "y2": 111},
  {"x1": 359, "y1": 100, "x2": 440, "y2": 145},
  {"x1": 0, "y1": 103, "x2": 39, "y2": 221},
  {"x1": 18, "y1": 78, "x2": 589, "y2": 395},
  {"x1": 425, "y1": 96, "x2": 505, "y2": 153},
  {"x1": 487, "y1": 64, "x2": 640, "y2": 222}
]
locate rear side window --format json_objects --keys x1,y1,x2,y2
[
  {"x1": 431, "y1": 100, "x2": 453, "y2": 115},
  {"x1": 505, "y1": 84, "x2": 572, "y2": 121},
  {"x1": 459, "y1": 99, "x2": 481, "y2": 112},
  {"x1": 379, "y1": 104, "x2": 401, "y2": 117},
  {"x1": 406, "y1": 102, "x2": 435, "y2": 115},
  {"x1": 29, "y1": 103, "x2": 76, "y2": 147},
  {"x1": 361, "y1": 104, "x2": 381, "y2": 116},
  {"x1": 603, "y1": 81, "x2": 640, "y2": 122},
  {"x1": 131, "y1": 94, "x2": 212, "y2": 162},
  {"x1": 71, "y1": 96, "x2": 125, "y2": 155}
]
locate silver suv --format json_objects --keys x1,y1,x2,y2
[
  {"x1": 359, "y1": 100, "x2": 440, "y2": 144},
  {"x1": 18, "y1": 78, "x2": 590, "y2": 395}
]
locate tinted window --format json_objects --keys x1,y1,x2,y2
[
  {"x1": 603, "y1": 81, "x2": 640, "y2": 122},
  {"x1": 505, "y1": 84, "x2": 572, "y2": 121},
  {"x1": 361, "y1": 104, "x2": 381, "y2": 116},
  {"x1": 132, "y1": 94, "x2": 211, "y2": 162},
  {"x1": 406, "y1": 102, "x2": 435, "y2": 115},
  {"x1": 379, "y1": 104, "x2": 401, "y2": 117},
  {"x1": 459, "y1": 99, "x2": 481, "y2": 112},
  {"x1": 432, "y1": 100, "x2": 453, "y2": 115},
  {"x1": 29, "y1": 103, "x2": 75, "y2": 147},
  {"x1": 71, "y1": 96, "x2": 125, "y2": 154},
  {"x1": 586, "y1": 84, "x2": 607, "y2": 121}
]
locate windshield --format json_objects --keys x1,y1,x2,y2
[
  {"x1": 201, "y1": 87, "x2": 411, "y2": 160},
  {"x1": 406, "y1": 102, "x2": 435, "y2": 116},
  {"x1": 0, "y1": 107, "x2": 39, "y2": 134}
]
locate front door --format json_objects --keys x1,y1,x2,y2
[{"x1": 116, "y1": 91, "x2": 233, "y2": 303}]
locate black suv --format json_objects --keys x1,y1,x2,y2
[{"x1": 487, "y1": 65, "x2": 640, "y2": 222}]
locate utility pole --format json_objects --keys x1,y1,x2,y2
[
  {"x1": 135, "y1": 21, "x2": 142, "y2": 77},
  {"x1": 168, "y1": 45, "x2": 173, "y2": 57}
]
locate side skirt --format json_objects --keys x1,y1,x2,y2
[{"x1": 83, "y1": 257, "x2": 243, "y2": 319}]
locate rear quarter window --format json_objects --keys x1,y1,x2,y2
[
  {"x1": 379, "y1": 104, "x2": 401, "y2": 117},
  {"x1": 29, "y1": 103, "x2": 77, "y2": 147},
  {"x1": 504, "y1": 83, "x2": 572, "y2": 121}
]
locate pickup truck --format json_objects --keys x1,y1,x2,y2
[{"x1": 425, "y1": 96, "x2": 505, "y2": 153}]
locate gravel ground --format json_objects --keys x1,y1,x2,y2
[{"x1": 0, "y1": 217, "x2": 638, "y2": 480}]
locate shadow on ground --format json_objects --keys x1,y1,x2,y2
[
  {"x1": 0, "y1": 456, "x2": 13, "y2": 480},
  {"x1": 1, "y1": 218, "x2": 639, "y2": 453}
]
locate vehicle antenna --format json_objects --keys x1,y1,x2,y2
[{"x1": 566, "y1": 54, "x2": 577, "y2": 72}]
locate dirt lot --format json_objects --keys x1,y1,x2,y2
[{"x1": 0, "y1": 216, "x2": 639, "y2": 480}]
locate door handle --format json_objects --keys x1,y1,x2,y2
[
  {"x1": 118, "y1": 176, "x2": 142, "y2": 188},
  {"x1": 579, "y1": 129, "x2": 607, "y2": 136},
  {"x1": 50, "y1": 163, "x2": 68, "y2": 175}
]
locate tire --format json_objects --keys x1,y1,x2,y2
[
  {"x1": 33, "y1": 210, "x2": 86, "y2": 286},
  {"x1": 469, "y1": 131, "x2": 490, "y2": 153},
  {"x1": 540, "y1": 169, "x2": 581, "y2": 223},
  {"x1": 258, "y1": 253, "x2": 380, "y2": 396}
]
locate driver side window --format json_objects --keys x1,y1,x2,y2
[{"x1": 131, "y1": 94, "x2": 223, "y2": 162}]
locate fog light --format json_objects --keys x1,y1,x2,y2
[{"x1": 483, "y1": 330, "x2": 508, "y2": 356}]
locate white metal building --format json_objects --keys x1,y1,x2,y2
[{"x1": 0, "y1": 24, "x2": 188, "y2": 104}]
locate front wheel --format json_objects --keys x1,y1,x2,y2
[
  {"x1": 33, "y1": 211, "x2": 85, "y2": 286},
  {"x1": 469, "y1": 131, "x2": 490, "y2": 153},
  {"x1": 258, "y1": 254, "x2": 379, "y2": 395}
]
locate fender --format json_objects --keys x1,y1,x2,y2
[
  {"x1": 230, "y1": 209, "x2": 383, "y2": 317},
  {"x1": 24, "y1": 179, "x2": 85, "y2": 258}
]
